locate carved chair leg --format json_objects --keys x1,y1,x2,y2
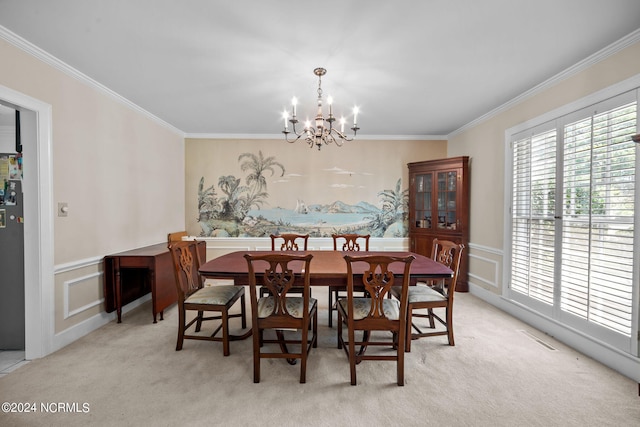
[
  {"x1": 397, "y1": 343, "x2": 405, "y2": 386},
  {"x1": 356, "y1": 330, "x2": 370, "y2": 363},
  {"x1": 328, "y1": 288, "x2": 334, "y2": 328},
  {"x1": 240, "y1": 294, "x2": 247, "y2": 329},
  {"x1": 446, "y1": 306, "x2": 455, "y2": 346},
  {"x1": 406, "y1": 306, "x2": 413, "y2": 352},
  {"x1": 428, "y1": 308, "x2": 436, "y2": 328},
  {"x1": 222, "y1": 309, "x2": 230, "y2": 356},
  {"x1": 176, "y1": 307, "x2": 185, "y2": 351},
  {"x1": 300, "y1": 326, "x2": 308, "y2": 383},
  {"x1": 275, "y1": 330, "x2": 297, "y2": 365},
  {"x1": 313, "y1": 310, "x2": 318, "y2": 348},
  {"x1": 337, "y1": 310, "x2": 343, "y2": 349},
  {"x1": 195, "y1": 310, "x2": 204, "y2": 332},
  {"x1": 348, "y1": 328, "x2": 357, "y2": 386}
]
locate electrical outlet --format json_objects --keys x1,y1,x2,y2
[{"x1": 58, "y1": 202, "x2": 69, "y2": 217}]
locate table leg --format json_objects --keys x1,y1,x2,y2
[
  {"x1": 114, "y1": 260, "x2": 122, "y2": 323},
  {"x1": 149, "y1": 267, "x2": 158, "y2": 323}
]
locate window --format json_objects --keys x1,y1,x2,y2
[{"x1": 508, "y1": 90, "x2": 638, "y2": 354}]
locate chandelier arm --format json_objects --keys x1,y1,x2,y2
[
  {"x1": 283, "y1": 131, "x2": 303, "y2": 144},
  {"x1": 282, "y1": 125, "x2": 299, "y2": 143},
  {"x1": 306, "y1": 136, "x2": 315, "y2": 149},
  {"x1": 330, "y1": 128, "x2": 354, "y2": 142},
  {"x1": 327, "y1": 132, "x2": 343, "y2": 147}
]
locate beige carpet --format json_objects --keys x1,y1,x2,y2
[{"x1": 0, "y1": 292, "x2": 638, "y2": 427}]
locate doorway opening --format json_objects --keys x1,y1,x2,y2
[{"x1": 0, "y1": 84, "x2": 55, "y2": 360}]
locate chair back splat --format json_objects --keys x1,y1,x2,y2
[
  {"x1": 337, "y1": 254, "x2": 414, "y2": 386},
  {"x1": 245, "y1": 253, "x2": 318, "y2": 383}
]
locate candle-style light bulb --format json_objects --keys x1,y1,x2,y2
[
  {"x1": 353, "y1": 106, "x2": 359, "y2": 126},
  {"x1": 291, "y1": 97, "x2": 298, "y2": 117},
  {"x1": 327, "y1": 96, "x2": 333, "y2": 117},
  {"x1": 340, "y1": 117, "x2": 345, "y2": 133},
  {"x1": 282, "y1": 111, "x2": 289, "y2": 131}
]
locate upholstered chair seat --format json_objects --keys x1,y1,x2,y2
[
  {"x1": 257, "y1": 296, "x2": 318, "y2": 319},
  {"x1": 185, "y1": 285, "x2": 244, "y2": 305},
  {"x1": 338, "y1": 298, "x2": 400, "y2": 321},
  {"x1": 392, "y1": 283, "x2": 447, "y2": 304}
]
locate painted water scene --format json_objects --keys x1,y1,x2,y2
[{"x1": 196, "y1": 150, "x2": 409, "y2": 238}]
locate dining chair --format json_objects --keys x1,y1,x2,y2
[
  {"x1": 337, "y1": 254, "x2": 414, "y2": 386},
  {"x1": 167, "y1": 231, "x2": 187, "y2": 242},
  {"x1": 261, "y1": 233, "x2": 310, "y2": 297},
  {"x1": 328, "y1": 234, "x2": 370, "y2": 327},
  {"x1": 245, "y1": 253, "x2": 318, "y2": 383},
  {"x1": 168, "y1": 240, "x2": 247, "y2": 356},
  {"x1": 391, "y1": 238, "x2": 464, "y2": 351}
]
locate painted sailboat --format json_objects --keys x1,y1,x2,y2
[{"x1": 294, "y1": 199, "x2": 309, "y2": 214}]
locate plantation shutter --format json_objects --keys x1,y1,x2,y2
[
  {"x1": 508, "y1": 88, "x2": 638, "y2": 353},
  {"x1": 511, "y1": 127, "x2": 557, "y2": 305},
  {"x1": 561, "y1": 101, "x2": 636, "y2": 336}
]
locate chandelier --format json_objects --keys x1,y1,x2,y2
[{"x1": 282, "y1": 67, "x2": 360, "y2": 150}]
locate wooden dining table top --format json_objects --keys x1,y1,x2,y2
[{"x1": 199, "y1": 250, "x2": 453, "y2": 286}]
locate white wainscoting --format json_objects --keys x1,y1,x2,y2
[
  {"x1": 467, "y1": 242, "x2": 503, "y2": 289},
  {"x1": 52, "y1": 256, "x2": 150, "y2": 354},
  {"x1": 199, "y1": 236, "x2": 409, "y2": 260},
  {"x1": 63, "y1": 271, "x2": 103, "y2": 320}
]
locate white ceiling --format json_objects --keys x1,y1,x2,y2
[{"x1": 0, "y1": 0, "x2": 639, "y2": 138}]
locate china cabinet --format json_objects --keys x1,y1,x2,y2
[{"x1": 408, "y1": 156, "x2": 469, "y2": 291}]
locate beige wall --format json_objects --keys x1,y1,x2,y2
[
  {"x1": 448, "y1": 39, "x2": 640, "y2": 294},
  {"x1": 185, "y1": 137, "x2": 447, "y2": 237},
  {"x1": 0, "y1": 39, "x2": 185, "y2": 334}
]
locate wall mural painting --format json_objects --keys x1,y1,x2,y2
[{"x1": 196, "y1": 150, "x2": 409, "y2": 238}]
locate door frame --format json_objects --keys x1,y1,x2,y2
[{"x1": 0, "y1": 84, "x2": 54, "y2": 359}]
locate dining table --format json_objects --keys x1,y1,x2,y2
[
  {"x1": 198, "y1": 249, "x2": 453, "y2": 344},
  {"x1": 199, "y1": 250, "x2": 453, "y2": 286}
]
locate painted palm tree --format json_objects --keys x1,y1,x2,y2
[
  {"x1": 238, "y1": 150, "x2": 285, "y2": 191},
  {"x1": 197, "y1": 177, "x2": 219, "y2": 221},
  {"x1": 217, "y1": 175, "x2": 243, "y2": 220},
  {"x1": 238, "y1": 150, "x2": 285, "y2": 215},
  {"x1": 378, "y1": 178, "x2": 408, "y2": 224}
]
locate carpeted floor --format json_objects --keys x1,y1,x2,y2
[{"x1": 0, "y1": 292, "x2": 638, "y2": 427}]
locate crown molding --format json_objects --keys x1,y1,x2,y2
[
  {"x1": 0, "y1": 25, "x2": 185, "y2": 138},
  {"x1": 184, "y1": 133, "x2": 447, "y2": 141},
  {"x1": 449, "y1": 28, "x2": 640, "y2": 138}
]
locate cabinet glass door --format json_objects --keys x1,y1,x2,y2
[
  {"x1": 437, "y1": 171, "x2": 457, "y2": 230},
  {"x1": 414, "y1": 173, "x2": 432, "y2": 229}
]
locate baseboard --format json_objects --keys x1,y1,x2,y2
[{"x1": 50, "y1": 294, "x2": 151, "y2": 355}]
